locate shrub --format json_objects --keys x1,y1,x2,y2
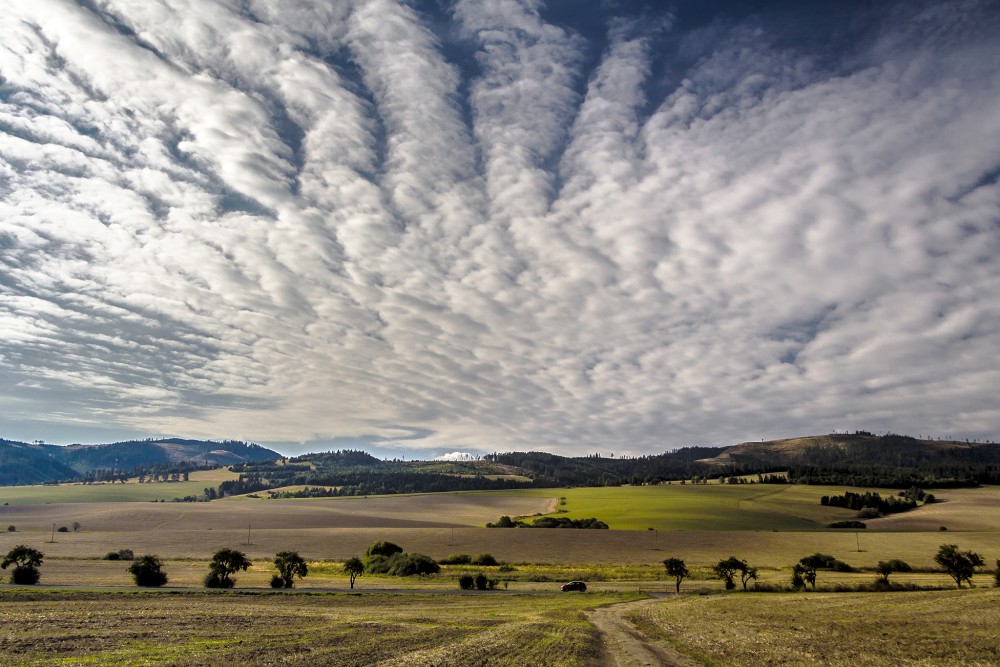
[
  {"x1": 366, "y1": 541, "x2": 403, "y2": 558},
  {"x1": 365, "y1": 552, "x2": 440, "y2": 577},
  {"x1": 473, "y1": 573, "x2": 497, "y2": 590},
  {"x1": 128, "y1": 555, "x2": 168, "y2": 587},
  {"x1": 6, "y1": 526, "x2": 14, "y2": 532},
  {"x1": 471, "y1": 553, "x2": 498, "y2": 566},
  {"x1": 498, "y1": 564, "x2": 517, "y2": 572},
  {"x1": 828, "y1": 520, "x2": 866, "y2": 529},
  {"x1": 56, "y1": 526, "x2": 69, "y2": 533},
  {"x1": 104, "y1": 549, "x2": 135, "y2": 561},
  {"x1": 204, "y1": 571, "x2": 232, "y2": 588},
  {"x1": 458, "y1": 574, "x2": 475, "y2": 590},
  {"x1": 439, "y1": 553, "x2": 472, "y2": 565},
  {"x1": 11, "y1": 566, "x2": 41, "y2": 585},
  {"x1": 270, "y1": 574, "x2": 285, "y2": 588},
  {"x1": 994, "y1": 560, "x2": 1000, "y2": 588}
]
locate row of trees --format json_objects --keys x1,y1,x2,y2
[{"x1": 662, "y1": 544, "x2": 994, "y2": 592}]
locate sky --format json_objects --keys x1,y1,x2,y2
[{"x1": 1, "y1": 0, "x2": 999, "y2": 459}]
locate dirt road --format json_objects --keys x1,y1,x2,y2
[{"x1": 586, "y1": 596, "x2": 700, "y2": 667}]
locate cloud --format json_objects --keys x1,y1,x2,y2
[{"x1": 1, "y1": 0, "x2": 998, "y2": 454}]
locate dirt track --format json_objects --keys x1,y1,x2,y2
[{"x1": 587, "y1": 596, "x2": 700, "y2": 667}]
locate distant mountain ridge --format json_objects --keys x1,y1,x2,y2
[
  {"x1": 698, "y1": 432, "x2": 992, "y2": 468},
  {"x1": 0, "y1": 437, "x2": 281, "y2": 486}
]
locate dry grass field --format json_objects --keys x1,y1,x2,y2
[
  {"x1": 0, "y1": 588, "x2": 633, "y2": 667},
  {"x1": 629, "y1": 588, "x2": 1000, "y2": 666}
]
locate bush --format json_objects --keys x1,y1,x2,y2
[
  {"x1": 828, "y1": 520, "x2": 866, "y2": 529},
  {"x1": 270, "y1": 574, "x2": 285, "y2": 588},
  {"x1": 11, "y1": 566, "x2": 40, "y2": 585},
  {"x1": 56, "y1": 526, "x2": 69, "y2": 533},
  {"x1": 471, "y1": 553, "x2": 498, "y2": 566},
  {"x1": 458, "y1": 574, "x2": 475, "y2": 590},
  {"x1": 498, "y1": 564, "x2": 517, "y2": 572},
  {"x1": 473, "y1": 573, "x2": 497, "y2": 590},
  {"x1": 104, "y1": 549, "x2": 135, "y2": 561},
  {"x1": 439, "y1": 554, "x2": 472, "y2": 565},
  {"x1": 366, "y1": 541, "x2": 403, "y2": 558},
  {"x1": 994, "y1": 560, "x2": 999, "y2": 588},
  {"x1": 128, "y1": 555, "x2": 168, "y2": 587},
  {"x1": 365, "y1": 552, "x2": 440, "y2": 576},
  {"x1": 6, "y1": 525, "x2": 14, "y2": 532},
  {"x1": 203, "y1": 571, "x2": 233, "y2": 588}
]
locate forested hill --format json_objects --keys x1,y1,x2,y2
[
  {"x1": 220, "y1": 446, "x2": 734, "y2": 497},
  {"x1": 0, "y1": 438, "x2": 280, "y2": 486},
  {"x1": 221, "y1": 434, "x2": 1000, "y2": 497},
  {"x1": 700, "y1": 432, "x2": 1000, "y2": 487}
]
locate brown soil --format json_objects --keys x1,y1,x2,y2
[{"x1": 587, "y1": 597, "x2": 699, "y2": 667}]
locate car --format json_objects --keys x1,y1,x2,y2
[{"x1": 560, "y1": 580, "x2": 587, "y2": 592}]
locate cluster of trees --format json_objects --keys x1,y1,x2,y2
[
  {"x1": 662, "y1": 544, "x2": 994, "y2": 593},
  {"x1": 820, "y1": 491, "x2": 919, "y2": 516},
  {"x1": 486, "y1": 515, "x2": 608, "y2": 529},
  {"x1": 359, "y1": 541, "x2": 440, "y2": 577}
]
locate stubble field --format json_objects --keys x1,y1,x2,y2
[{"x1": 0, "y1": 588, "x2": 630, "y2": 667}]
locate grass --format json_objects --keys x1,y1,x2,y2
[
  {"x1": 0, "y1": 588, "x2": 635, "y2": 666},
  {"x1": 629, "y1": 587, "x2": 1000, "y2": 666},
  {"x1": 491, "y1": 484, "x2": 871, "y2": 531}
]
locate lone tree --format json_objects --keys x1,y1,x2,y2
[
  {"x1": 795, "y1": 554, "x2": 830, "y2": 589},
  {"x1": 994, "y1": 559, "x2": 1000, "y2": 589},
  {"x1": 2, "y1": 545, "x2": 43, "y2": 585},
  {"x1": 273, "y1": 551, "x2": 308, "y2": 588},
  {"x1": 344, "y1": 556, "x2": 364, "y2": 589},
  {"x1": 740, "y1": 563, "x2": 759, "y2": 590},
  {"x1": 204, "y1": 548, "x2": 252, "y2": 588},
  {"x1": 713, "y1": 556, "x2": 750, "y2": 590},
  {"x1": 874, "y1": 559, "x2": 911, "y2": 585},
  {"x1": 128, "y1": 554, "x2": 168, "y2": 587},
  {"x1": 934, "y1": 544, "x2": 984, "y2": 588},
  {"x1": 663, "y1": 558, "x2": 689, "y2": 593}
]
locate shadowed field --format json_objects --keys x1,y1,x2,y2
[{"x1": 0, "y1": 589, "x2": 628, "y2": 667}]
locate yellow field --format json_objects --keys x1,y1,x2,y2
[{"x1": 630, "y1": 588, "x2": 1000, "y2": 666}]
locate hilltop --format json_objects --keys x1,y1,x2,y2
[{"x1": 0, "y1": 438, "x2": 280, "y2": 486}]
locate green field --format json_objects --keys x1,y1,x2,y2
[
  {"x1": 0, "y1": 588, "x2": 632, "y2": 667},
  {"x1": 0, "y1": 469, "x2": 239, "y2": 505},
  {"x1": 496, "y1": 484, "x2": 864, "y2": 531}
]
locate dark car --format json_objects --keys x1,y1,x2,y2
[{"x1": 560, "y1": 580, "x2": 587, "y2": 592}]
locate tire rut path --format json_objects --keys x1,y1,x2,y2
[{"x1": 586, "y1": 596, "x2": 700, "y2": 667}]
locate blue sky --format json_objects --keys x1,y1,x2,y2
[{"x1": 1, "y1": 0, "x2": 998, "y2": 458}]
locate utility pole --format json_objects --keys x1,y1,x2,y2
[
  {"x1": 49, "y1": 523, "x2": 55, "y2": 543},
  {"x1": 247, "y1": 524, "x2": 251, "y2": 546}
]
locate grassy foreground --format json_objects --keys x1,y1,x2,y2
[
  {"x1": 0, "y1": 588, "x2": 634, "y2": 666},
  {"x1": 629, "y1": 587, "x2": 1000, "y2": 666}
]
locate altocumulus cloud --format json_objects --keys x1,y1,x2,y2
[{"x1": 1, "y1": 0, "x2": 999, "y2": 456}]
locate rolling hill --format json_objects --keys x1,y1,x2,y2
[{"x1": 0, "y1": 438, "x2": 280, "y2": 486}]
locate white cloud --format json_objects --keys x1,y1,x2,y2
[{"x1": 1, "y1": 0, "x2": 998, "y2": 453}]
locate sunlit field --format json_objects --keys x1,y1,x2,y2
[{"x1": 629, "y1": 588, "x2": 1000, "y2": 666}]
